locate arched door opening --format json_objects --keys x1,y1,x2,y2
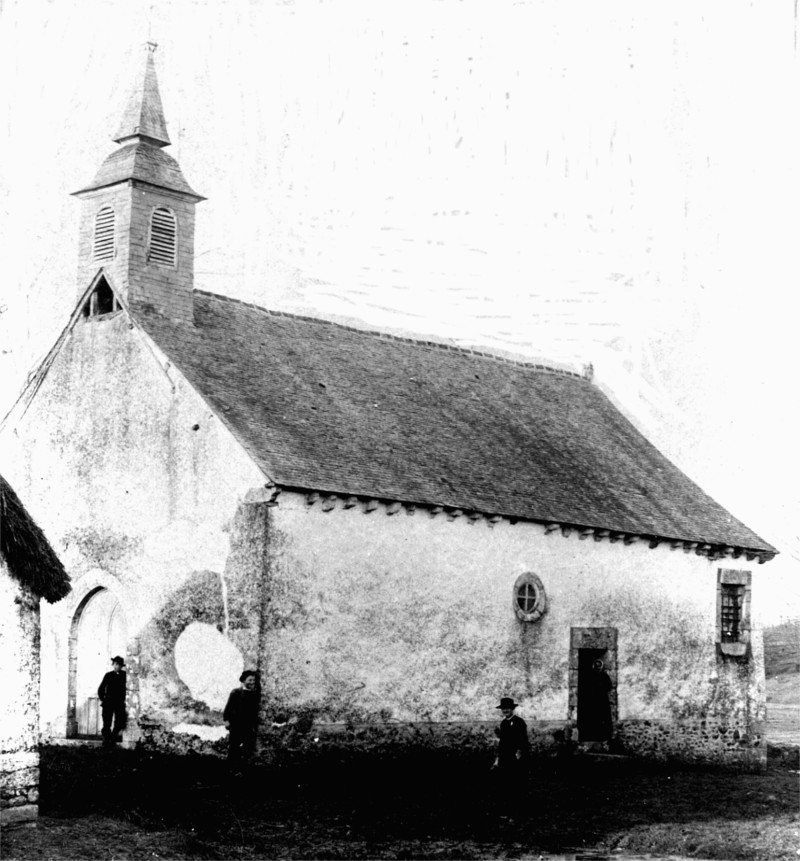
[{"x1": 68, "y1": 588, "x2": 127, "y2": 738}]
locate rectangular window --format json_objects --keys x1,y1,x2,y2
[
  {"x1": 720, "y1": 584, "x2": 745, "y2": 642},
  {"x1": 716, "y1": 569, "x2": 752, "y2": 658}
]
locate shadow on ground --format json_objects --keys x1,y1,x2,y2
[{"x1": 5, "y1": 744, "x2": 799, "y2": 859}]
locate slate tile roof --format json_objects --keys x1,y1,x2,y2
[
  {"x1": 136, "y1": 292, "x2": 775, "y2": 553},
  {"x1": 74, "y1": 142, "x2": 202, "y2": 199},
  {"x1": 113, "y1": 43, "x2": 171, "y2": 146}
]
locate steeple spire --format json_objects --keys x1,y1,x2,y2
[{"x1": 113, "y1": 42, "x2": 171, "y2": 147}]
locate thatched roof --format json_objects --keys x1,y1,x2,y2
[{"x1": 0, "y1": 475, "x2": 70, "y2": 602}]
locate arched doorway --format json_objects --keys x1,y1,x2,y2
[{"x1": 68, "y1": 588, "x2": 127, "y2": 738}]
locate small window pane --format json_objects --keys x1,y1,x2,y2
[
  {"x1": 720, "y1": 584, "x2": 744, "y2": 642},
  {"x1": 517, "y1": 582, "x2": 538, "y2": 613}
]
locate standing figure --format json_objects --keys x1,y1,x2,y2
[
  {"x1": 97, "y1": 655, "x2": 127, "y2": 746},
  {"x1": 491, "y1": 696, "x2": 529, "y2": 821},
  {"x1": 223, "y1": 670, "x2": 260, "y2": 772},
  {"x1": 586, "y1": 658, "x2": 613, "y2": 741}
]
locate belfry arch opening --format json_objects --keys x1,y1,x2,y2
[{"x1": 67, "y1": 587, "x2": 127, "y2": 738}]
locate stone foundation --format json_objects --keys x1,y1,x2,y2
[
  {"x1": 136, "y1": 715, "x2": 766, "y2": 770},
  {"x1": 616, "y1": 718, "x2": 766, "y2": 769},
  {"x1": 0, "y1": 751, "x2": 39, "y2": 826}
]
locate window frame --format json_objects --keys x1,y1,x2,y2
[
  {"x1": 513, "y1": 572, "x2": 547, "y2": 623},
  {"x1": 716, "y1": 568, "x2": 752, "y2": 658}
]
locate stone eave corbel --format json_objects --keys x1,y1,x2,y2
[
  {"x1": 536, "y1": 519, "x2": 773, "y2": 563},
  {"x1": 244, "y1": 484, "x2": 281, "y2": 506},
  {"x1": 294, "y1": 488, "x2": 778, "y2": 563},
  {"x1": 300, "y1": 489, "x2": 500, "y2": 524}
]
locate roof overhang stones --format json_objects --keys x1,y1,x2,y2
[{"x1": 295, "y1": 489, "x2": 776, "y2": 564}]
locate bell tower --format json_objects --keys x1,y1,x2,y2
[{"x1": 72, "y1": 43, "x2": 204, "y2": 322}]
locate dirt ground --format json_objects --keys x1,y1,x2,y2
[{"x1": 1, "y1": 745, "x2": 798, "y2": 860}]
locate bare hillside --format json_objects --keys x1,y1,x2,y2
[
  {"x1": 764, "y1": 620, "x2": 799, "y2": 746},
  {"x1": 764, "y1": 619, "x2": 800, "y2": 679}
]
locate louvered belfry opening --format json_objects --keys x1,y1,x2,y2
[
  {"x1": 148, "y1": 206, "x2": 177, "y2": 266},
  {"x1": 93, "y1": 206, "x2": 115, "y2": 262}
]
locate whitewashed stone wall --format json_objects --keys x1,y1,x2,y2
[
  {"x1": 0, "y1": 562, "x2": 40, "y2": 825},
  {"x1": 262, "y1": 492, "x2": 766, "y2": 767},
  {"x1": 1, "y1": 314, "x2": 264, "y2": 743}
]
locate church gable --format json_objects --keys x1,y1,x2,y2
[{"x1": 4, "y1": 298, "x2": 265, "y2": 539}]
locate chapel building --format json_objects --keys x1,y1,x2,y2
[{"x1": 0, "y1": 44, "x2": 777, "y2": 769}]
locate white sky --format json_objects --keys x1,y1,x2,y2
[{"x1": 1, "y1": 0, "x2": 798, "y2": 621}]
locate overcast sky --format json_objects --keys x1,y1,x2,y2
[{"x1": 1, "y1": 0, "x2": 798, "y2": 621}]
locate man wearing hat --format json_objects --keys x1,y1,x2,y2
[
  {"x1": 97, "y1": 656, "x2": 127, "y2": 746},
  {"x1": 491, "y1": 696, "x2": 529, "y2": 820},
  {"x1": 223, "y1": 670, "x2": 260, "y2": 772}
]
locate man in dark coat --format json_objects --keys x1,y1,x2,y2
[
  {"x1": 492, "y1": 696, "x2": 529, "y2": 820},
  {"x1": 586, "y1": 658, "x2": 613, "y2": 740},
  {"x1": 223, "y1": 670, "x2": 260, "y2": 771},
  {"x1": 97, "y1": 656, "x2": 127, "y2": 746}
]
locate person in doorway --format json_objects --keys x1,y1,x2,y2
[
  {"x1": 586, "y1": 658, "x2": 613, "y2": 740},
  {"x1": 223, "y1": 670, "x2": 260, "y2": 772},
  {"x1": 491, "y1": 696, "x2": 529, "y2": 821},
  {"x1": 97, "y1": 655, "x2": 127, "y2": 747}
]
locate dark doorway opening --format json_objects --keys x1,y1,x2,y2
[
  {"x1": 577, "y1": 647, "x2": 613, "y2": 741},
  {"x1": 569, "y1": 627, "x2": 618, "y2": 743}
]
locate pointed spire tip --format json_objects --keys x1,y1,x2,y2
[{"x1": 112, "y1": 43, "x2": 171, "y2": 147}]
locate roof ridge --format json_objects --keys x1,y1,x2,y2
[{"x1": 194, "y1": 289, "x2": 588, "y2": 379}]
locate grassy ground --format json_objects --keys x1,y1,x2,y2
[{"x1": 1, "y1": 745, "x2": 798, "y2": 859}]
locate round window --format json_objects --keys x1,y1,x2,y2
[{"x1": 513, "y1": 572, "x2": 546, "y2": 622}]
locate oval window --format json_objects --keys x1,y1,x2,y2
[{"x1": 513, "y1": 572, "x2": 546, "y2": 622}]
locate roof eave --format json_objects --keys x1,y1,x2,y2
[
  {"x1": 272, "y1": 482, "x2": 779, "y2": 562},
  {"x1": 71, "y1": 177, "x2": 206, "y2": 202}
]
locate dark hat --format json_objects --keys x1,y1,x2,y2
[
  {"x1": 111, "y1": 656, "x2": 125, "y2": 666},
  {"x1": 496, "y1": 696, "x2": 518, "y2": 710}
]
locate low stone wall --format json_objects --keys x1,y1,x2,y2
[
  {"x1": 135, "y1": 715, "x2": 765, "y2": 770},
  {"x1": 616, "y1": 718, "x2": 766, "y2": 769},
  {"x1": 0, "y1": 751, "x2": 39, "y2": 826},
  {"x1": 138, "y1": 717, "x2": 572, "y2": 762}
]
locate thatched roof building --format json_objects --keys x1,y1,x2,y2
[{"x1": 0, "y1": 474, "x2": 70, "y2": 602}]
